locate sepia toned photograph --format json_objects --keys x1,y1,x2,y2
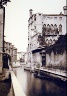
[{"x1": 0, "y1": 0, "x2": 67, "y2": 96}]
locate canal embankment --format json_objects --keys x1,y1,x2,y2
[
  {"x1": 10, "y1": 71, "x2": 26, "y2": 96},
  {"x1": 12, "y1": 66, "x2": 67, "y2": 96},
  {"x1": 9, "y1": 64, "x2": 26, "y2": 96},
  {"x1": 24, "y1": 66, "x2": 67, "y2": 83},
  {"x1": 34, "y1": 67, "x2": 67, "y2": 83},
  {"x1": 8, "y1": 62, "x2": 67, "y2": 96}
]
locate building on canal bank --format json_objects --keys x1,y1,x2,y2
[
  {"x1": 27, "y1": 6, "x2": 67, "y2": 71},
  {"x1": 17, "y1": 51, "x2": 28, "y2": 64},
  {"x1": 0, "y1": 41, "x2": 17, "y2": 81},
  {"x1": 0, "y1": 6, "x2": 5, "y2": 73},
  {"x1": 4, "y1": 41, "x2": 17, "y2": 64}
]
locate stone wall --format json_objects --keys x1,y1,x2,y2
[
  {"x1": 32, "y1": 52, "x2": 42, "y2": 67},
  {"x1": 0, "y1": 53, "x2": 3, "y2": 73},
  {"x1": 46, "y1": 50, "x2": 67, "y2": 70}
]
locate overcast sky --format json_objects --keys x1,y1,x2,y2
[{"x1": 4, "y1": 0, "x2": 66, "y2": 52}]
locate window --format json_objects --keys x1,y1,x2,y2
[
  {"x1": 54, "y1": 24, "x2": 59, "y2": 34},
  {"x1": 50, "y1": 24, "x2": 54, "y2": 33},
  {"x1": 42, "y1": 24, "x2": 46, "y2": 35},
  {"x1": 59, "y1": 17, "x2": 62, "y2": 20},
  {"x1": 34, "y1": 26, "x2": 37, "y2": 33},
  {"x1": 54, "y1": 17, "x2": 57, "y2": 19},
  {"x1": 47, "y1": 24, "x2": 50, "y2": 26},
  {"x1": 43, "y1": 24, "x2": 46, "y2": 27},
  {"x1": 51, "y1": 24, "x2": 53, "y2": 26},
  {"x1": 54, "y1": 24, "x2": 57, "y2": 27},
  {"x1": 47, "y1": 24, "x2": 50, "y2": 33},
  {"x1": 59, "y1": 24, "x2": 62, "y2": 32},
  {"x1": 47, "y1": 17, "x2": 50, "y2": 19},
  {"x1": 39, "y1": 13, "x2": 41, "y2": 16},
  {"x1": 54, "y1": 24, "x2": 57, "y2": 30},
  {"x1": 47, "y1": 24, "x2": 50, "y2": 28}
]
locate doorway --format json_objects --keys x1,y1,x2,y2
[{"x1": 42, "y1": 55, "x2": 46, "y2": 67}]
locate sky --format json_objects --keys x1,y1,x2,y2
[{"x1": 4, "y1": 0, "x2": 66, "y2": 52}]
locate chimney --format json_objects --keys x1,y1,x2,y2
[
  {"x1": 63, "y1": 6, "x2": 67, "y2": 15},
  {"x1": 29, "y1": 9, "x2": 33, "y2": 17}
]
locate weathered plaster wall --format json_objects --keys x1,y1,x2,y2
[{"x1": 46, "y1": 50, "x2": 67, "y2": 69}]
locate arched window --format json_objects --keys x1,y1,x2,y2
[
  {"x1": 54, "y1": 24, "x2": 59, "y2": 34},
  {"x1": 47, "y1": 24, "x2": 50, "y2": 34},
  {"x1": 50, "y1": 24, "x2": 54, "y2": 32},
  {"x1": 54, "y1": 24, "x2": 57, "y2": 27},
  {"x1": 42, "y1": 24, "x2": 46, "y2": 36},
  {"x1": 43, "y1": 24, "x2": 46, "y2": 27},
  {"x1": 59, "y1": 24, "x2": 62, "y2": 32},
  {"x1": 42, "y1": 24, "x2": 46, "y2": 29},
  {"x1": 51, "y1": 24, "x2": 53, "y2": 26},
  {"x1": 47, "y1": 24, "x2": 50, "y2": 27}
]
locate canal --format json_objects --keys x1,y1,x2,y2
[{"x1": 13, "y1": 66, "x2": 66, "y2": 96}]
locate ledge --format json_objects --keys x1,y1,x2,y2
[{"x1": 10, "y1": 71, "x2": 26, "y2": 96}]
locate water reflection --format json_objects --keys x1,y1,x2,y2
[{"x1": 13, "y1": 66, "x2": 66, "y2": 96}]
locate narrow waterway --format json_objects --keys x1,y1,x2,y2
[{"x1": 13, "y1": 66, "x2": 66, "y2": 96}]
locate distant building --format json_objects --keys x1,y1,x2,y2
[
  {"x1": 17, "y1": 51, "x2": 28, "y2": 65},
  {"x1": 17, "y1": 52, "x2": 21, "y2": 61},
  {"x1": 12, "y1": 47, "x2": 17, "y2": 62},
  {"x1": 17, "y1": 52, "x2": 25, "y2": 63},
  {"x1": 27, "y1": 6, "x2": 67, "y2": 70},
  {"x1": 4, "y1": 41, "x2": 17, "y2": 63},
  {"x1": 24, "y1": 48, "x2": 28, "y2": 64}
]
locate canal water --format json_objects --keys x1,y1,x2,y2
[{"x1": 13, "y1": 66, "x2": 66, "y2": 96}]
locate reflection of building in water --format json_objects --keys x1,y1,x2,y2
[{"x1": 27, "y1": 6, "x2": 67, "y2": 69}]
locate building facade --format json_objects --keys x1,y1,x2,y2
[
  {"x1": 4, "y1": 41, "x2": 17, "y2": 64},
  {"x1": 28, "y1": 6, "x2": 67, "y2": 70},
  {"x1": 17, "y1": 52, "x2": 25, "y2": 62},
  {"x1": 0, "y1": 7, "x2": 5, "y2": 73}
]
